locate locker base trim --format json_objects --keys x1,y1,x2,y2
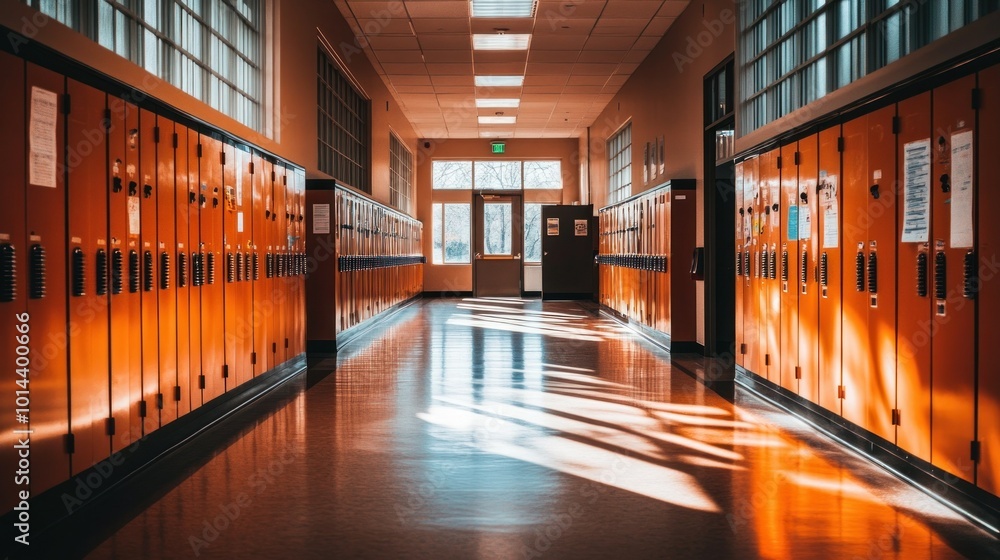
[
  {"x1": 327, "y1": 294, "x2": 424, "y2": 353},
  {"x1": 598, "y1": 303, "x2": 707, "y2": 358},
  {"x1": 735, "y1": 366, "x2": 1000, "y2": 537}
]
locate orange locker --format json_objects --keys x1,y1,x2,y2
[
  {"x1": 251, "y1": 153, "x2": 268, "y2": 378},
  {"x1": 841, "y1": 106, "x2": 898, "y2": 443},
  {"x1": 742, "y1": 157, "x2": 760, "y2": 375},
  {"x1": 234, "y1": 145, "x2": 254, "y2": 385},
  {"x1": 275, "y1": 166, "x2": 290, "y2": 362},
  {"x1": 930, "y1": 75, "x2": 977, "y2": 482},
  {"x1": 175, "y1": 125, "x2": 194, "y2": 418},
  {"x1": 66, "y1": 79, "x2": 111, "y2": 474},
  {"x1": 222, "y1": 143, "x2": 238, "y2": 390},
  {"x1": 817, "y1": 126, "x2": 843, "y2": 414},
  {"x1": 185, "y1": 127, "x2": 203, "y2": 412},
  {"x1": 978, "y1": 63, "x2": 1000, "y2": 495},
  {"x1": 759, "y1": 149, "x2": 781, "y2": 383},
  {"x1": 895, "y1": 92, "x2": 932, "y2": 463},
  {"x1": 734, "y1": 161, "x2": 745, "y2": 369},
  {"x1": 797, "y1": 133, "x2": 819, "y2": 405},
  {"x1": 0, "y1": 52, "x2": 26, "y2": 512},
  {"x1": 26, "y1": 63, "x2": 70, "y2": 493},
  {"x1": 138, "y1": 109, "x2": 160, "y2": 434},
  {"x1": 292, "y1": 169, "x2": 306, "y2": 355},
  {"x1": 779, "y1": 142, "x2": 799, "y2": 394},
  {"x1": 199, "y1": 135, "x2": 226, "y2": 403},
  {"x1": 156, "y1": 117, "x2": 178, "y2": 426}
]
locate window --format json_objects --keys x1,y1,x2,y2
[
  {"x1": 432, "y1": 203, "x2": 471, "y2": 264},
  {"x1": 389, "y1": 132, "x2": 412, "y2": 214},
  {"x1": 607, "y1": 123, "x2": 632, "y2": 204},
  {"x1": 433, "y1": 161, "x2": 473, "y2": 189},
  {"x1": 523, "y1": 161, "x2": 562, "y2": 189},
  {"x1": 523, "y1": 203, "x2": 549, "y2": 263},
  {"x1": 26, "y1": 0, "x2": 264, "y2": 131},
  {"x1": 433, "y1": 160, "x2": 563, "y2": 190},
  {"x1": 318, "y1": 45, "x2": 371, "y2": 193},
  {"x1": 475, "y1": 161, "x2": 521, "y2": 190}
]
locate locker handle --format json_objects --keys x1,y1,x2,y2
[
  {"x1": 964, "y1": 251, "x2": 977, "y2": 299},
  {"x1": 781, "y1": 250, "x2": 789, "y2": 282},
  {"x1": 916, "y1": 252, "x2": 928, "y2": 298},
  {"x1": 112, "y1": 249, "x2": 124, "y2": 295},
  {"x1": 800, "y1": 250, "x2": 808, "y2": 285},
  {"x1": 96, "y1": 249, "x2": 108, "y2": 297},
  {"x1": 160, "y1": 252, "x2": 171, "y2": 290},
  {"x1": 128, "y1": 181, "x2": 138, "y2": 197},
  {"x1": 29, "y1": 244, "x2": 46, "y2": 300},
  {"x1": 143, "y1": 251, "x2": 154, "y2": 292},
  {"x1": 869, "y1": 184, "x2": 880, "y2": 200},
  {"x1": 178, "y1": 252, "x2": 187, "y2": 288},
  {"x1": 0, "y1": 243, "x2": 15, "y2": 302},
  {"x1": 820, "y1": 252, "x2": 828, "y2": 287},
  {"x1": 867, "y1": 251, "x2": 878, "y2": 294},
  {"x1": 112, "y1": 176, "x2": 123, "y2": 193},
  {"x1": 856, "y1": 251, "x2": 866, "y2": 292},
  {"x1": 934, "y1": 251, "x2": 947, "y2": 301},
  {"x1": 940, "y1": 173, "x2": 950, "y2": 193},
  {"x1": 143, "y1": 184, "x2": 153, "y2": 199}
]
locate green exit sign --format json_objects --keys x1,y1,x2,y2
[{"x1": 491, "y1": 141, "x2": 505, "y2": 154}]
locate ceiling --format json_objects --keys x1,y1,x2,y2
[{"x1": 332, "y1": 0, "x2": 690, "y2": 139}]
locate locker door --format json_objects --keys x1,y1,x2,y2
[
  {"x1": 743, "y1": 157, "x2": 760, "y2": 375},
  {"x1": 138, "y1": 109, "x2": 160, "y2": 433},
  {"x1": 275, "y1": 167, "x2": 289, "y2": 363},
  {"x1": 0, "y1": 52, "x2": 26, "y2": 512},
  {"x1": 779, "y1": 142, "x2": 799, "y2": 394},
  {"x1": 978, "y1": 64, "x2": 1000, "y2": 495},
  {"x1": 734, "y1": 163, "x2": 745, "y2": 368},
  {"x1": 797, "y1": 133, "x2": 820, "y2": 405},
  {"x1": 896, "y1": 92, "x2": 932, "y2": 462},
  {"x1": 174, "y1": 124, "x2": 192, "y2": 417},
  {"x1": 156, "y1": 117, "x2": 178, "y2": 425},
  {"x1": 199, "y1": 135, "x2": 225, "y2": 402},
  {"x1": 817, "y1": 125, "x2": 843, "y2": 414},
  {"x1": 222, "y1": 142, "x2": 240, "y2": 388},
  {"x1": 251, "y1": 153, "x2": 267, "y2": 377},
  {"x1": 930, "y1": 75, "x2": 976, "y2": 482},
  {"x1": 66, "y1": 79, "x2": 111, "y2": 474},
  {"x1": 295, "y1": 168, "x2": 307, "y2": 355},
  {"x1": 185, "y1": 127, "x2": 202, "y2": 412},
  {"x1": 233, "y1": 146, "x2": 253, "y2": 385},
  {"x1": 264, "y1": 161, "x2": 278, "y2": 369},
  {"x1": 26, "y1": 63, "x2": 70, "y2": 492},
  {"x1": 759, "y1": 149, "x2": 781, "y2": 383}
]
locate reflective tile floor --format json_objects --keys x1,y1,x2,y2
[{"x1": 82, "y1": 299, "x2": 996, "y2": 559}]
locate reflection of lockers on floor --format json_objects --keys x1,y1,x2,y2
[
  {"x1": 734, "y1": 58, "x2": 1000, "y2": 503},
  {"x1": 0, "y1": 50, "x2": 308, "y2": 512}
]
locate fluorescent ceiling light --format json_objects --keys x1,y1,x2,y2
[
  {"x1": 480, "y1": 131, "x2": 513, "y2": 138},
  {"x1": 473, "y1": 33, "x2": 531, "y2": 50},
  {"x1": 479, "y1": 116, "x2": 517, "y2": 124},
  {"x1": 475, "y1": 75, "x2": 524, "y2": 87},
  {"x1": 475, "y1": 98, "x2": 521, "y2": 108},
  {"x1": 471, "y1": 0, "x2": 537, "y2": 18}
]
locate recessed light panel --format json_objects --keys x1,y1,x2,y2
[
  {"x1": 475, "y1": 98, "x2": 521, "y2": 108},
  {"x1": 473, "y1": 34, "x2": 531, "y2": 50},
  {"x1": 471, "y1": 0, "x2": 537, "y2": 18},
  {"x1": 474, "y1": 75, "x2": 525, "y2": 87},
  {"x1": 479, "y1": 116, "x2": 517, "y2": 124}
]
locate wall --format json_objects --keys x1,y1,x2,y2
[
  {"x1": 0, "y1": 0, "x2": 420, "y2": 215},
  {"x1": 417, "y1": 138, "x2": 581, "y2": 292},
  {"x1": 588, "y1": 0, "x2": 737, "y2": 346}
]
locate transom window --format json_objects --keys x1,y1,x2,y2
[{"x1": 432, "y1": 160, "x2": 563, "y2": 190}]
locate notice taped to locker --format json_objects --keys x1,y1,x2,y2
[
  {"x1": 313, "y1": 204, "x2": 331, "y2": 234},
  {"x1": 29, "y1": 86, "x2": 58, "y2": 188},
  {"x1": 902, "y1": 139, "x2": 931, "y2": 243}
]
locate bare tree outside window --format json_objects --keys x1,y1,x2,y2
[
  {"x1": 433, "y1": 161, "x2": 473, "y2": 189},
  {"x1": 432, "y1": 203, "x2": 471, "y2": 263},
  {"x1": 524, "y1": 161, "x2": 562, "y2": 189},
  {"x1": 524, "y1": 203, "x2": 545, "y2": 262},
  {"x1": 475, "y1": 161, "x2": 521, "y2": 190},
  {"x1": 483, "y1": 202, "x2": 512, "y2": 255}
]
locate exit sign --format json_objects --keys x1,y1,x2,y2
[{"x1": 491, "y1": 141, "x2": 505, "y2": 154}]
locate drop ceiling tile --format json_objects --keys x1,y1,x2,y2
[
  {"x1": 381, "y1": 62, "x2": 429, "y2": 74},
  {"x1": 375, "y1": 50, "x2": 426, "y2": 63},
  {"x1": 632, "y1": 36, "x2": 662, "y2": 50},
  {"x1": 602, "y1": 0, "x2": 661, "y2": 19},
  {"x1": 405, "y1": 1, "x2": 469, "y2": 18},
  {"x1": 355, "y1": 18, "x2": 414, "y2": 35},
  {"x1": 572, "y1": 62, "x2": 618, "y2": 75},
  {"x1": 473, "y1": 61, "x2": 528, "y2": 75},
  {"x1": 623, "y1": 48, "x2": 653, "y2": 63},
  {"x1": 410, "y1": 18, "x2": 471, "y2": 33},
  {"x1": 418, "y1": 34, "x2": 471, "y2": 50},
  {"x1": 536, "y1": 1, "x2": 608, "y2": 19},
  {"x1": 604, "y1": 75, "x2": 629, "y2": 87},
  {"x1": 533, "y1": 17, "x2": 597, "y2": 34},
  {"x1": 366, "y1": 35, "x2": 421, "y2": 50},
  {"x1": 520, "y1": 93, "x2": 562, "y2": 103},
  {"x1": 577, "y1": 49, "x2": 626, "y2": 63},
  {"x1": 523, "y1": 74, "x2": 570, "y2": 86},
  {"x1": 530, "y1": 34, "x2": 589, "y2": 50},
  {"x1": 392, "y1": 74, "x2": 434, "y2": 86},
  {"x1": 583, "y1": 35, "x2": 636, "y2": 50},
  {"x1": 642, "y1": 17, "x2": 676, "y2": 37},
  {"x1": 394, "y1": 85, "x2": 436, "y2": 93},
  {"x1": 527, "y1": 49, "x2": 579, "y2": 63},
  {"x1": 426, "y1": 63, "x2": 475, "y2": 75},
  {"x1": 658, "y1": 1, "x2": 689, "y2": 17},
  {"x1": 430, "y1": 74, "x2": 474, "y2": 85},
  {"x1": 592, "y1": 18, "x2": 649, "y2": 35},
  {"x1": 471, "y1": 19, "x2": 534, "y2": 34},
  {"x1": 614, "y1": 62, "x2": 640, "y2": 75},
  {"x1": 562, "y1": 84, "x2": 605, "y2": 94},
  {"x1": 522, "y1": 85, "x2": 565, "y2": 94},
  {"x1": 433, "y1": 86, "x2": 476, "y2": 94},
  {"x1": 422, "y1": 50, "x2": 473, "y2": 63},
  {"x1": 525, "y1": 62, "x2": 573, "y2": 76},
  {"x1": 566, "y1": 74, "x2": 608, "y2": 86}
]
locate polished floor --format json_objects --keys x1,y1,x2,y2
[{"x1": 82, "y1": 299, "x2": 995, "y2": 559}]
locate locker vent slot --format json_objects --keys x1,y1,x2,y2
[
  {"x1": 143, "y1": 250, "x2": 154, "y2": 292},
  {"x1": 29, "y1": 244, "x2": 46, "y2": 299},
  {"x1": 934, "y1": 251, "x2": 946, "y2": 300},
  {"x1": 819, "y1": 252, "x2": 828, "y2": 287},
  {"x1": 160, "y1": 252, "x2": 171, "y2": 290},
  {"x1": 917, "y1": 253, "x2": 928, "y2": 297},
  {"x1": 769, "y1": 250, "x2": 777, "y2": 280},
  {"x1": 253, "y1": 252, "x2": 260, "y2": 281},
  {"x1": 235, "y1": 251, "x2": 243, "y2": 282},
  {"x1": 964, "y1": 251, "x2": 977, "y2": 299},
  {"x1": 743, "y1": 251, "x2": 750, "y2": 278},
  {"x1": 781, "y1": 250, "x2": 789, "y2": 282},
  {"x1": 112, "y1": 249, "x2": 124, "y2": 295},
  {"x1": 96, "y1": 249, "x2": 108, "y2": 296},
  {"x1": 0, "y1": 243, "x2": 14, "y2": 302},
  {"x1": 761, "y1": 250, "x2": 769, "y2": 280},
  {"x1": 245, "y1": 251, "x2": 252, "y2": 281},
  {"x1": 278, "y1": 253, "x2": 285, "y2": 277},
  {"x1": 192, "y1": 252, "x2": 204, "y2": 287},
  {"x1": 206, "y1": 252, "x2": 216, "y2": 284},
  {"x1": 800, "y1": 250, "x2": 808, "y2": 285},
  {"x1": 266, "y1": 253, "x2": 274, "y2": 278},
  {"x1": 856, "y1": 251, "x2": 866, "y2": 292},
  {"x1": 72, "y1": 248, "x2": 86, "y2": 297},
  {"x1": 226, "y1": 252, "x2": 235, "y2": 283},
  {"x1": 867, "y1": 251, "x2": 878, "y2": 294},
  {"x1": 178, "y1": 252, "x2": 187, "y2": 288}
]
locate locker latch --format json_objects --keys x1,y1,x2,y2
[
  {"x1": 867, "y1": 250, "x2": 878, "y2": 294},
  {"x1": 0, "y1": 243, "x2": 16, "y2": 302},
  {"x1": 739, "y1": 343, "x2": 747, "y2": 355},
  {"x1": 891, "y1": 409, "x2": 901, "y2": 426},
  {"x1": 794, "y1": 366, "x2": 802, "y2": 380},
  {"x1": 837, "y1": 386, "x2": 846, "y2": 400}
]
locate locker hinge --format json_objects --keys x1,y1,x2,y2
[
  {"x1": 174, "y1": 386, "x2": 182, "y2": 401},
  {"x1": 891, "y1": 409, "x2": 901, "y2": 426},
  {"x1": 197, "y1": 143, "x2": 203, "y2": 158},
  {"x1": 220, "y1": 151, "x2": 226, "y2": 165},
  {"x1": 138, "y1": 400, "x2": 147, "y2": 418},
  {"x1": 153, "y1": 126, "x2": 160, "y2": 143},
  {"x1": 892, "y1": 116, "x2": 901, "y2": 134},
  {"x1": 794, "y1": 152, "x2": 800, "y2": 165},
  {"x1": 62, "y1": 94, "x2": 70, "y2": 114},
  {"x1": 776, "y1": 156, "x2": 782, "y2": 169},
  {"x1": 740, "y1": 343, "x2": 747, "y2": 355},
  {"x1": 249, "y1": 161, "x2": 255, "y2": 174},
  {"x1": 837, "y1": 385, "x2": 846, "y2": 399},
  {"x1": 222, "y1": 364, "x2": 229, "y2": 378},
  {"x1": 156, "y1": 393, "x2": 164, "y2": 409},
  {"x1": 837, "y1": 137, "x2": 844, "y2": 152},
  {"x1": 198, "y1": 375, "x2": 206, "y2": 389},
  {"x1": 103, "y1": 108, "x2": 112, "y2": 129},
  {"x1": 794, "y1": 366, "x2": 802, "y2": 380},
  {"x1": 105, "y1": 417, "x2": 116, "y2": 436},
  {"x1": 972, "y1": 88, "x2": 981, "y2": 110},
  {"x1": 971, "y1": 441, "x2": 981, "y2": 463},
  {"x1": 251, "y1": 352, "x2": 258, "y2": 365},
  {"x1": 64, "y1": 433, "x2": 75, "y2": 454},
  {"x1": 172, "y1": 133, "x2": 179, "y2": 149}
]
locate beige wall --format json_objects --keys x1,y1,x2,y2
[
  {"x1": 418, "y1": 138, "x2": 581, "y2": 292},
  {"x1": 587, "y1": 0, "x2": 737, "y2": 345},
  {"x1": 1, "y1": 0, "x2": 420, "y2": 215}
]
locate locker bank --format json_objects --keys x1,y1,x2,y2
[{"x1": 1, "y1": 0, "x2": 999, "y2": 558}]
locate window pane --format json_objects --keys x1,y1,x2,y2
[
  {"x1": 524, "y1": 203, "x2": 543, "y2": 263},
  {"x1": 475, "y1": 161, "x2": 521, "y2": 190},
  {"x1": 443, "y1": 203, "x2": 471, "y2": 263},
  {"x1": 432, "y1": 203, "x2": 444, "y2": 264},
  {"x1": 433, "y1": 161, "x2": 473, "y2": 189},
  {"x1": 524, "y1": 161, "x2": 563, "y2": 189},
  {"x1": 484, "y1": 202, "x2": 512, "y2": 255}
]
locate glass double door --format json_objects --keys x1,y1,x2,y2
[{"x1": 473, "y1": 193, "x2": 523, "y2": 297}]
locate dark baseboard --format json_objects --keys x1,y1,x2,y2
[
  {"x1": 736, "y1": 367, "x2": 1000, "y2": 537},
  {"x1": 541, "y1": 292, "x2": 594, "y2": 301},
  {"x1": 597, "y1": 304, "x2": 704, "y2": 355},
  {"x1": 333, "y1": 295, "x2": 423, "y2": 352},
  {"x1": 522, "y1": 291, "x2": 542, "y2": 298},
  {"x1": 306, "y1": 339, "x2": 338, "y2": 354},
  {"x1": 422, "y1": 291, "x2": 473, "y2": 298}
]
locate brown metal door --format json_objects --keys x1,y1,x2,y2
[
  {"x1": 474, "y1": 193, "x2": 523, "y2": 297},
  {"x1": 779, "y1": 142, "x2": 799, "y2": 394},
  {"x1": 156, "y1": 117, "x2": 178, "y2": 426},
  {"x1": 66, "y1": 79, "x2": 111, "y2": 474},
  {"x1": 817, "y1": 125, "x2": 843, "y2": 414},
  {"x1": 930, "y1": 74, "x2": 977, "y2": 482},
  {"x1": 896, "y1": 92, "x2": 932, "y2": 462},
  {"x1": 797, "y1": 133, "x2": 820, "y2": 405}
]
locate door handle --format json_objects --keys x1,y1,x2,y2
[
  {"x1": 514, "y1": 253, "x2": 521, "y2": 260},
  {"x1": 475, "y1": 252, "x2": 482, "y2": 260}
]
